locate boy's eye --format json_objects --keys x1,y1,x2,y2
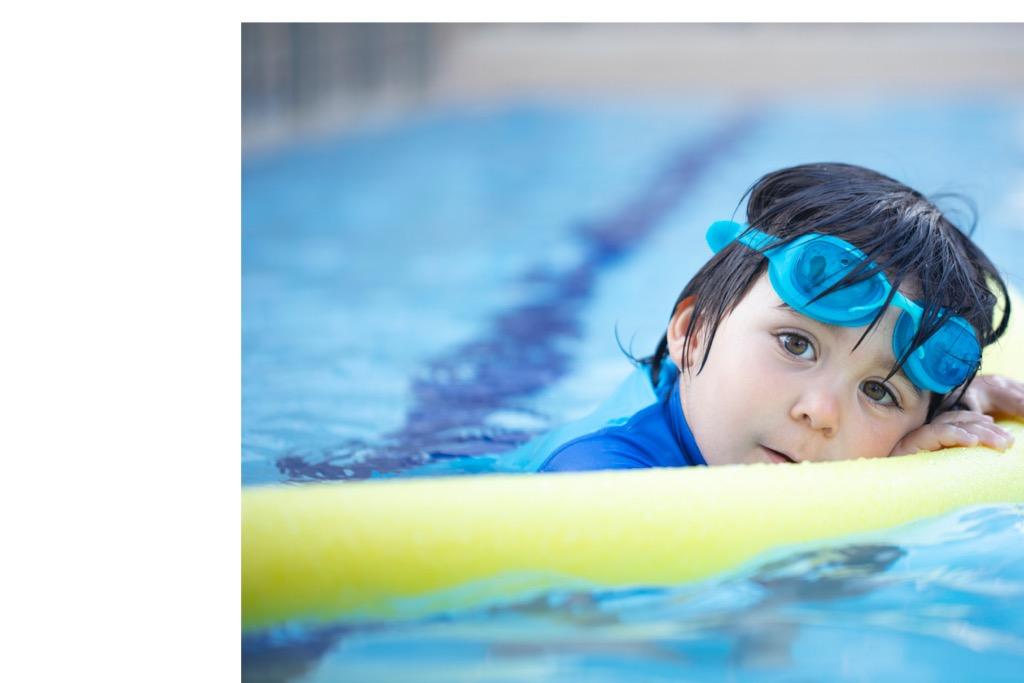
[
  {"x1": 778, "y1": 333, "x2": 815, "y2": 360},
  {"x1": 862, "y1": 380, "x2": 900, "y2": 407}
]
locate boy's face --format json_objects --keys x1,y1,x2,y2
[{"x1": 670, "y1": 274, "x2": 930, "y2": 466}]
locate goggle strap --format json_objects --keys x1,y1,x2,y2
[
  {"x1": 707, "y1": 220, "x2": 780, "y2": 253},
  {"x1": 738, "y1": 230, "x2": 779, "y2": 253}
]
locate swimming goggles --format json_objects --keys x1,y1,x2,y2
[{"x1": 706, "y1": 220, "x2": 980, "y2": 393}]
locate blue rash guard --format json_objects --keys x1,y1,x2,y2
[{"x1": 538, "y1": 373, "x2": 707, "y2": 472}]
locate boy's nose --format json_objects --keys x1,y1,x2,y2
[{"x1": 791, "y1": 386, "x2": 840, "y2": 437}]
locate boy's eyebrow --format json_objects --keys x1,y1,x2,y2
[{"x1": 774, "y1": 303, "x2": 923, "y2": 400}]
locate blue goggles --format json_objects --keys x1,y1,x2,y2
[{"x1": 707, "y1": 220, "x2": 981, "y2": 394}]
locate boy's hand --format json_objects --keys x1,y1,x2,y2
[
  {"x1": 956, "y1": 374, "x2": 1024, "y2": 419},
  {"x1": 889, "y1": 410, "x2": 1013, "y2": 457}
]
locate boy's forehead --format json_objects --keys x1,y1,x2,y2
[
  {"x1": 747, "y1": 270, "x2": 900, "y2": 342},
  {"x1": 772, "y1": 298, "x2": 891, "y2": 343}
]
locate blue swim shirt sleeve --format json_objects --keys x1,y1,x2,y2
[
  {"x1": 538, "y1": 433, "x2": 654, "y2": 472},
  {"x1": 536, "y1": 369, "x2": 706, "y2": 472}
]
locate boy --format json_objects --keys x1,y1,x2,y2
[{"x1": 540, "y1": 163, "x2": 1024, "y2": 471}]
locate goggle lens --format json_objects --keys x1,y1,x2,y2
[
  {"x1": 894, "y1": 313, "x2": 979, "y2": 391},
  {"x1": 780, "y1": 238, "x2": 889, "y2": 326}
]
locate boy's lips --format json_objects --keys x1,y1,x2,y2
[{"x1": 760, "y1": 445, "x2": 798, "y2": 464}]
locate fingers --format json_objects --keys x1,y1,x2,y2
[
  {"x1": 890, "y1": 423, "x2": 969, "y2": 456},
  {"x1": 933, "y1": 410, "x2": 1013, "y2": 450},
  {"x1": 890, "y1": 418, "x2": 1014, "y2": 457},
  {"x1": 975, "y1": 375, "x2": 1024, "y2": 418},
  {"x1": 954, "y1": 420, "x2": 1014, "y2": 450},
  {"x1": 931, "y1": 423, "x2": 981, "y2": 449}
]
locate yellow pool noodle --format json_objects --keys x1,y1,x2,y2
[{"x1": 243, "y1": 296, "x2": 1024, "y2": 631}]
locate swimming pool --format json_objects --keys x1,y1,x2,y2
[{"x1": 242, "y1": 98, "x2": 1024, "y2": 680}]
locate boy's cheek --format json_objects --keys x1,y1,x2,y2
[{"x1": 857, "y1": 420, "x2": 923, "y2": 460}]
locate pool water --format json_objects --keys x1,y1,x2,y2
[
  {"x1": 243, "y1": 505, "x2": 1024, "y2": 682},
  {"x1": 242, "y1": 98, "x2": 1024, "y2": 680}
]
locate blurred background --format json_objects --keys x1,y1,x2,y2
[{"x1": 243, "y1": 23, "x2": 1024, "y2": 149}]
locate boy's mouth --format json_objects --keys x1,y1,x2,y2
[{"x1": 760, "y1": 445, "x2": 798, "y2": 464}]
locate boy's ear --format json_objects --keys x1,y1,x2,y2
[{"x1": 666, "y1": 296, "x2": 700, "y2": 371}]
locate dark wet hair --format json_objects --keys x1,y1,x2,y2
[{"x1": 642, "y1": 162, "x2": 1010, "y2": 420}]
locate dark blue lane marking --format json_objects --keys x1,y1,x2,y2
[{"x1": 277, "y1": 113, "x2": 758, "y2": 481}]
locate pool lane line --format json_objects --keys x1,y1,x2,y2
[{"x1": 277, "y1": 112, "x2": 759, "y2": 481}]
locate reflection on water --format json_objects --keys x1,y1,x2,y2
[
  {"x1": 242, "y1": 505, "x2": 1024, "y2": 682},
  {"x1": 727, "y1": 544, "x2": 905, "y2": 669}
]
